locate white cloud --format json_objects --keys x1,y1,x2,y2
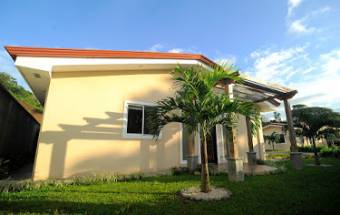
[
  {"x1": 168, "y1": 48, "x2": 185, "y2": 53},
  {"x1": 148, "y1": 44, "x2": 195, "y2": 53},
  {"x1": 287, "y1": 3, "x2": 331, "y2": 35},
  {"x1": 311, "y1": 6, "x2": 331, "y2": 16},
  {"x1": 288, "y1": 19, "x2": 316, "y2": 34},
  {"x1": 214, "y1": 55, "x2": 237, "y2": 66},
  {"x1": 248, "y1": 46, "x2": 340, "y2": 112},
  {"x1": 149, "y1": 43, "x2": 164, "y2": 52},
  {"x1": 293, "y1": 49, "x2": 340, "y2": 108},
  {"x1": 288, "y1": 0, "x2": 303, "y2": 16},
  {"x1": 249, "y1": 46, "x2": 308, "y2": 83},
  {"x1": 320, "y1": 49, "x2": 340, "y2": 75}
]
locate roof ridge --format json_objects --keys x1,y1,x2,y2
[{"x1": 5, "y1": 45, "x2": 216, "y2": 67}]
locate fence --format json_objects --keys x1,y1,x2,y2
[{"x1": 0, "y1": 84, "x2": 40, "y2": 161}]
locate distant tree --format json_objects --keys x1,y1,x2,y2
[
  {"x1": 292, "y1": 105, "x2": 340, "y2": 165},
  {"x1": 295, "y1": 128, "x2": 306, "y2": 146},
  {"x1": 273, "y1": 112, "x2": 281, "y2": 122},
  {"x1": 264, "y1": 132, "x2": 280, "y2": 150},
  {"x1": 319, "y1": 128, "x2": 339, "y2": 147},
  {"x1": 0, "y1": 72, "x2": 42, "y2": 112}
]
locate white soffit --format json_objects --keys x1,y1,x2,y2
[{"x1": 15, "y1": 56, "x2": 206, "y2": 74}]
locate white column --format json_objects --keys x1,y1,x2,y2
[{"x1": 216, "y1": 124, "x2": 226, "y2": 164}]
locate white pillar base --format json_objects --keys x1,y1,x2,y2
[
  {"x1": 187, "y1": 155, "x2": 199, "y2": 172},
  {"x1": 290, "y1": 152, "x2": 303, "y2": 170},
  {"x1": 227, "y1": 158, "x2": 244, "y2": 181},
  {"x1": 247, "y1": 152, "x2": 257, "y2": 166}
]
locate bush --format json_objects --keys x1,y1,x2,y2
[
  {"x1": 256, "y1": 159, "x2": 265, "y2": 165},
  {"x1": 0, "y1": 173, "x2": 147, "y2": 193},
  {"x1": 320, "y1": 146, "x2": 340, "y2": 158},
  {"x1": 171, "y1": 167, "x2": 189, "y2": 175},
  {"x1": 266, "y1": 153, "x2": 290, "y2": 160},
  {"x1": 297, "y1": 146, "x2": 322, "y2": 153}
]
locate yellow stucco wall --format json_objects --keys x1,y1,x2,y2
[
  {"x1": 33, "y1": 69, "x2": 267, "y2": 180},
  {"x1": 263, "y1": 126, "x2": 284, "y2": 136},
  {"x1": 33, "y1": 70, "x2": 181, "y2": 180}
]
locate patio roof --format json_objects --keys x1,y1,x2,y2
[
  {"x1": 215, "y1": 75, "x2": 297, "y2": 108},
  {"x1": 235, "y1": 76, "x2": 297, "y2": 107}
]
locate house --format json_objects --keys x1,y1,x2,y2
[
  {"x1": 5, "y1": 46, "x2": 298, "y2": 180},
  {"x1": 262, "y1": 120, "x2": 329, "y2": 150},
  {"x1": 262, "y1": 121, "x2": 290, "y2": 150}
]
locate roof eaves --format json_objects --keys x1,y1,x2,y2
[{"x1": 5, "y1": 46, "x2": 216, "y2": 67}]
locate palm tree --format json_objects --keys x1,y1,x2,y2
[
  {"x1": 292, "y1": 105, "x2": 340, "y2": 165},
  {"x1": 264, "y1": 132, "x2": 280, "y2": 150},
  {"x1": 148, "y1": 65, "x2": 260, "y2": 193}
]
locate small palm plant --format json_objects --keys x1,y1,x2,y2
[
  {"x1": 148, "y1": 65, "x2": 260, "y2": 193},
  {"x1": 264, "y1": 132, "x2": 280, "y2": 151}
]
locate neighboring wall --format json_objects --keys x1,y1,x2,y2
[
  {"x1": 0, "y1": 84, "x2": 40, "y2": 160},
  {"x1": 263, "y1": 126, "x2": 290, "y2": 151},
  {"x1": 263, "y1": 126, "x2": 326, "y2": 151},
  {"x1": 34, "y1": 69, "x2": 181, "y2": 180}
]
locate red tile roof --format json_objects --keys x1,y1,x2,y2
[{"x1": 5, "y1": 46, "x2": 216, "y2": 67}]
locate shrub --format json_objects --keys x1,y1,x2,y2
[
  {"x1": 320, "y1": 146, "x2": 340, "y2": 158},
  {"x1": 0, "y1": 173, "x2": 145, "y2": 193},
  {"x1": 256, "y1": 159, "x2": 265, "y2": 165},
  {"x1": 266, "y1": 153, "x2": 290, "y2": 160},
  {"x1": 297, "y1": 146, "x2": 322, "y2": 153},
  {"x1": 171, "y1": 167, "x2": 189, "y2": 175}
]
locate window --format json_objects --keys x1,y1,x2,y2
[
  {"x1": 127, "y1": 105, "x2": 143, "y2": 134},
  {"x1": 278, "y1": 134, "x2": 285, "y2": 143},
  {"x1": 124, "y1": 101, "x2": 157, "y2": 138}
]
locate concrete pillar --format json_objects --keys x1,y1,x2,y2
[
  {"x1": 246, "y1": 116, "x2": 257, "y2": 166},
  {"x1": 283, "y1": 98, "x2": 303, "y2": 170},
  {"x1": 227, "y1": 127, "x2": 244, "y2": 181},
  {"x1": 227, "y1": 158, "x2": 244, "y2": 181},
  {"x1": 224, "y1": 81, "x2": 244, "y2": 181}
]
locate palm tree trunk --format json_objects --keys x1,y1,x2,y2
[
  {"x1": 312, "y1": 137, "x2": 320, "y2": 165},
  {"x1": 200, "y1": 130, "x2": 211, "y2": 193},
  {"x1": 272, "y1": 141, "x2": 275, "y2": 151}
]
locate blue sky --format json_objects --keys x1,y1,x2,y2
[{"x1": 1, "y1": 0, "x2": 340, "y2": 117}]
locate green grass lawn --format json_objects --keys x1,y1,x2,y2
[{"x1": 1, "y1": 158, "x2": 340, "y2": 215}]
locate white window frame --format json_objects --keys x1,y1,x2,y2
[
  {"x1": 122, "y1": 100, "x2": 161, "y2": 139},
  {"x1": 179, "y1": 123, "x2": 188, "y2": 164},
  {"x1": 180, "y1": 123, "x2": 188, "y2": 165}
]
